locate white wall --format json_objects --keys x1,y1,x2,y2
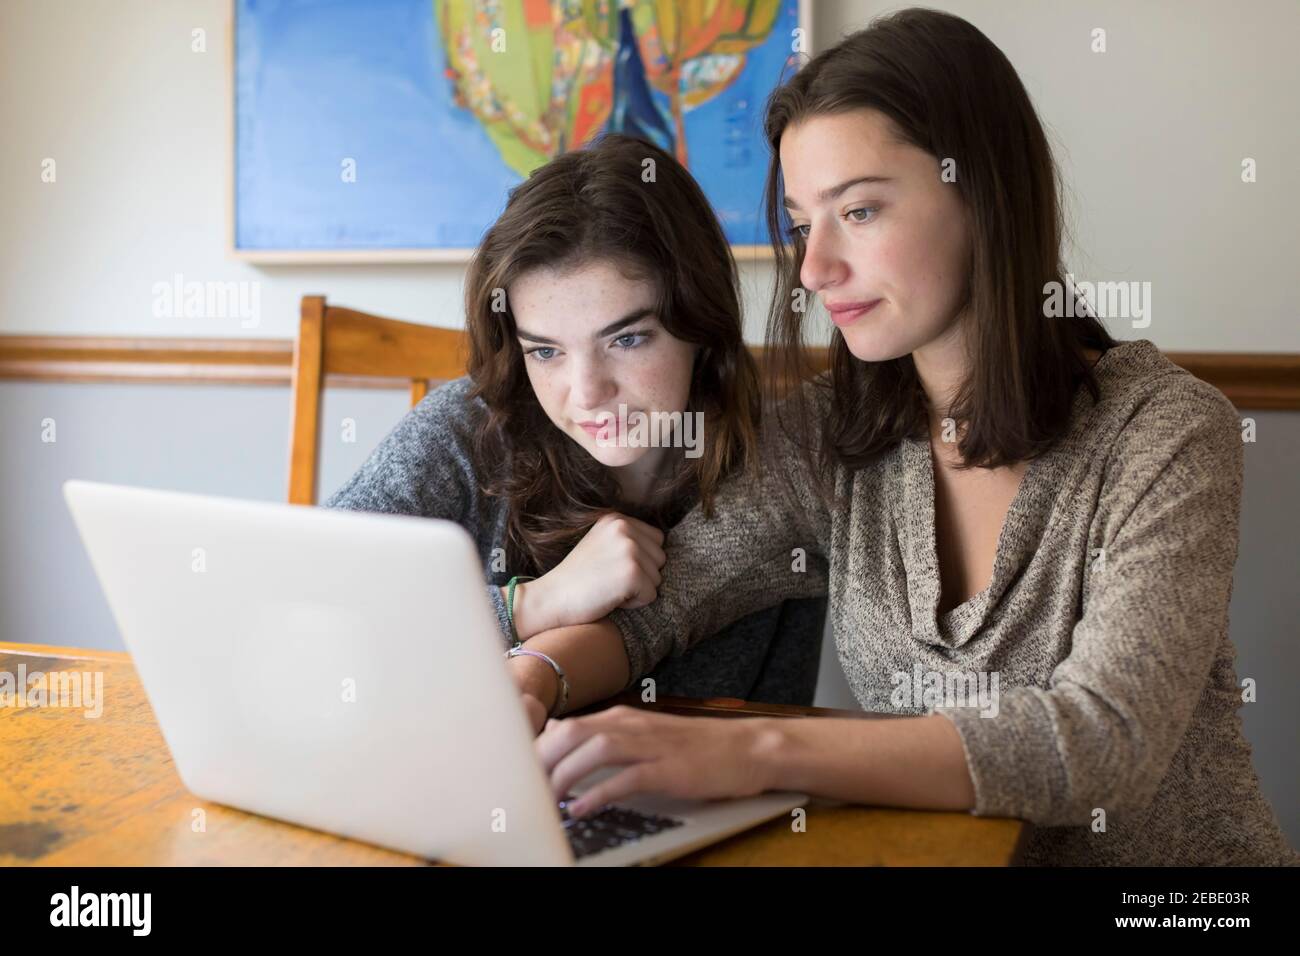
[
  {"x1": 854, "y1": 0, "x2": 1300, "y2": 351},
  {"x1": 2, "y1": 0, "x2": 1297, "y2": 349}
]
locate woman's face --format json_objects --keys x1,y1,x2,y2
[
  {"x1": 779, "y1": 108, "x2": 973, "y2": 364},
  {"x1": 510, "y1": 258, "x2": 698, "y2": 470}
]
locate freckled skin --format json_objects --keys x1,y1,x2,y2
[{"x1": 509, "y1": 259, "x2": 698, "y2": 497}]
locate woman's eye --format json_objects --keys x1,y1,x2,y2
[
  {"x1": 613, "y1": 332, "x2": 647, "y2": 349},
  {"x1": 526, "y1": 346, "x2": 557, "y2": 361},
  {"x1": 786, "y1": 207, "x2": 875, "y2": 241}
]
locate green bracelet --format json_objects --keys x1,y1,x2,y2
[{"x1": 505, "y1": 575, "x2": 536, "y2": 646}]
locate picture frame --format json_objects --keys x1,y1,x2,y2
[{"x1": 226, "y1": 0, "x2": 815, "y2": 264}]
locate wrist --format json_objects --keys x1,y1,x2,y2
[
  {"x1": 509, "y1": 577, "x2": 556, "y2": 640},
  {"x1": 507, "y1": 652, "x2": 558, "y2": 714},
  {"x1": 747, "y1": 718, "x2": 794, "y2": 793}
]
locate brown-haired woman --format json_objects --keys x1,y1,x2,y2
[
  {"x1": 326, "y1": 132, "x2": 826, "y2": 710},
  {"x1": 516, "y1": 10, "x2": 1296, "y2": 866}
]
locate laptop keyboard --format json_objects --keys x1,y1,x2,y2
[{"x1": 558, "y1": 793, "x2": 685, "y2": 860}]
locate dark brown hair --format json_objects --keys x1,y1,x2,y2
[
  {"x1": 464, "y1": 132, "x2": 760, "y2": 576},
  {"x1": 762, "y1": 7, "x2": 1115, "y2": 482}
]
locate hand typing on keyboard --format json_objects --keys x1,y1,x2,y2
[{"x1": 557, "y1": 793, "x2": 684, "y2": 861}]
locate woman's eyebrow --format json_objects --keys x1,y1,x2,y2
[
  {"x1": 516, "y1": 307, "x2": 656, "y2": 345},
  {"x1": 783, "y1": 175, "x2": 894, "y2": 211}
]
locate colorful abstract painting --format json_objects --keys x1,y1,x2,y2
[{"x1": 233, "y1": 0, "x2": 810, "y2": 259}]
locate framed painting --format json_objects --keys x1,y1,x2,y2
[{"x1": 228, "y1": 0, "x2": 815, "y2": 263}]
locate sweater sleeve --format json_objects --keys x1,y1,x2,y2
[
  {"x1": 608, "y1": 383, "x2": 834, "y2": 687},
  {"x1": 933, "y1": 378, "x2": 1245, "y2": 826},
  {"x1": 321, "y1": 379, "x2": 514, "y2": 643}
]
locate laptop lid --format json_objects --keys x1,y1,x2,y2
[{"x1": 63, "y1": 479, "x2": 573, "y2": 866}]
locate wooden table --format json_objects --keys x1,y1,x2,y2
[{"x1": 0, "y1": 642, "x2": 1028, "y2": 866}]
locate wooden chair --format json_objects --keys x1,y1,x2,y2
[{"x1": 287, "y1": 295, "x2": 467, "y2": 505}]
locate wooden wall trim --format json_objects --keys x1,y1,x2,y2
[
  {"x1": 1, "y1": 334, "x2": 1297, "y2": 409},
  {"x1": 0, "y1": 335, "x2": 294, "y2": 385},
  {"x1": 1162, "y1": 352, "x2": 1300, "y2": 411}
]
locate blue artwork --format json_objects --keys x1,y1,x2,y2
[{"x1": 233, "y1": 0, "x2": 806, "y2": 256}]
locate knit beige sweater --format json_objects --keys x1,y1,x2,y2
[{"x1": 609, "y1": 339, "x2": 1296, "y2": 866}]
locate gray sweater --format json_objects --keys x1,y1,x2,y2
[
  {"x1": 608, "y1": 339, "x2": 1296, "y2": 866},
  {"x1": 322, "y1": 377, "x2": 827, "y2": 705}
]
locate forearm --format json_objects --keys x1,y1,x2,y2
[
  {"x1": 507, "y1": 619, "x2": 630, "y2": 715},
  {"x1": 753, "y1": 712, "x2": 976, "y2": 812}
]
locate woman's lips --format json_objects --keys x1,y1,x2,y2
[
  {"x1": 578, "y1": 418, "x2": 619, "y2": 437},
  {"x1": 828, "y1": 299, "x2": 882, "y2": 327}
]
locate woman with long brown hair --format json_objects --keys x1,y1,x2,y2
[
  {"x1": 510, "y1": 9, "x2": 1295, "y2": 866},
  {"x1": 326, "y1": 132, "x2": 826, "y2": 710}
]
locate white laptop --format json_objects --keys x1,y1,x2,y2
[{"x1": 62, "y1": 479, "x2": 807, "y2": 866}]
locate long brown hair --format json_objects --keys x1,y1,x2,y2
[
  {"x1": 762, "y1": 7, "x2": 1115, "y2": 483},
  {"x1": 464, "y1": 132, "x2": 760, "y2": 576}
]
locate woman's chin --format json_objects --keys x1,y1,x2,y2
[
  {"x1": 839, "y1": 325, "x2": 915, "y2": 364},
  {"x1": 582, "y1": 437, "x2": 649, "y2": 469}
]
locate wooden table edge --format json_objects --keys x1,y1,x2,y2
[
  {"x1": 0, "y1": 641, "x2": 130, "y2": 663},
  {"x1": 1, "y1": 641, "x2": 1032, "y2": 866}
]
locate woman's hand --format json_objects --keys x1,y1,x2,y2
[
  {"x1": 511, "y1": 513, "x2": 666, "y2": 638},
  {"x1": 534, "y1": 705, "x2": 783, "y2": 817}
]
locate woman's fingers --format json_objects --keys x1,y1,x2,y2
[
  {"x1": 535, "y1": 706, "x2": 651, "y2": 773},
  {"x1": 638, "y1": 536, "x2": 667, "y2": 573},
  {"x1": 606, "y1": 514, "x2": 666, "y2": 568},
  {"x1": 566, "y1": 763, "x2": 660, "y2": 818},
  {"x1": 625, "y1": 523, "x2": 667, "y2": 569},
  {"x1": 535, "y1": 713, "x2": 595, "y2": 774},
  {"x1": 535, "y1": 710, "x2": 758, "y2": 818},
  {"x1": 631, "y1": 546, "x2": 663, "y2": 589},
  {"x1": 618, "y1": 514, "x2": 665, "y2": 548},
  {"x1": 612, "y1": 545, "x2": 660, "y2": 607},
  {"x1": 548, "y1": 730, "x2": 648, "y2": 800},
  {"x1": 587, "y1": 514, "x2": 664, "y2": 608}
]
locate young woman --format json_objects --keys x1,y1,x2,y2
[
  {"x1": 324, "y1": 132, "x2": 826, "y2": 709},
  {"x1": 508, "y1": 10, "x2": 1297, "y2": 866}
]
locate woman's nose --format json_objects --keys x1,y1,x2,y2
[
  {"x1": 569, "y1": 358, "x2": 617, "y2": 411},
  {"x1": 800, "y1": 226, "x2": 848, "y2": 294}
]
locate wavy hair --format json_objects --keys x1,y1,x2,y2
[{"x1": 464, "y1": 132, "x2": 761, "y2": 575}]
